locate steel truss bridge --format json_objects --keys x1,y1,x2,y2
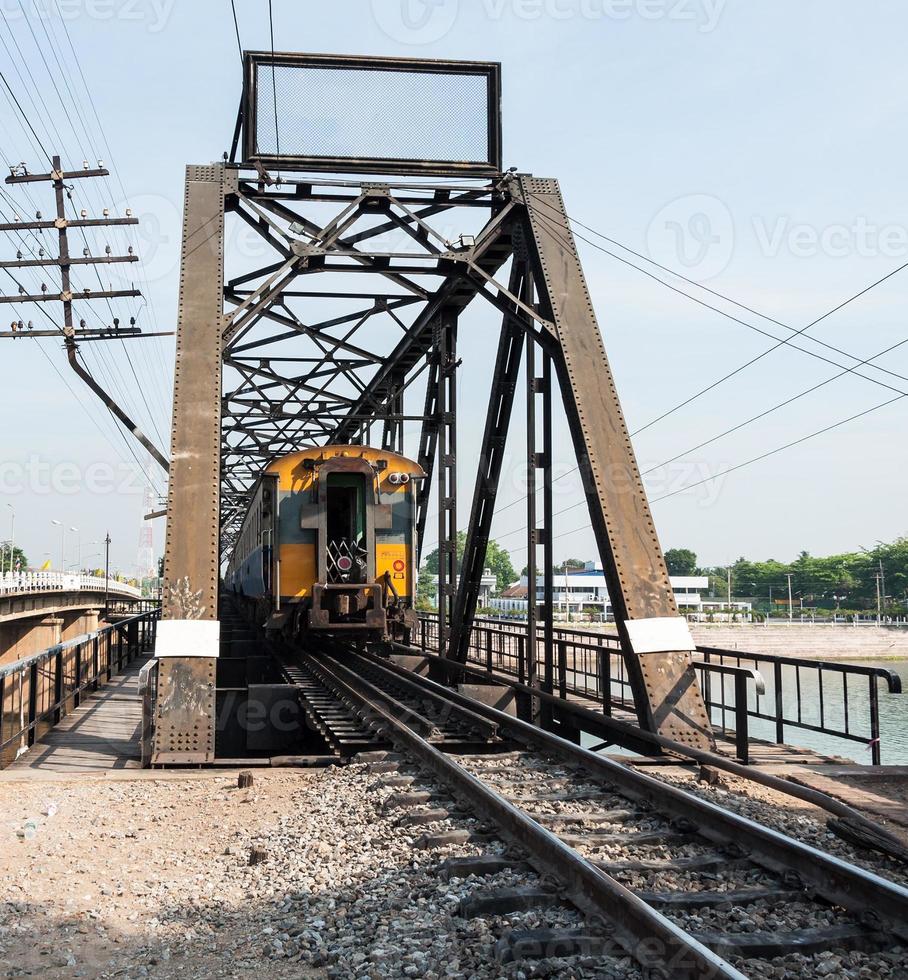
[{"x1": 156, "y1": 51, "x2": 713, "y2": 765}]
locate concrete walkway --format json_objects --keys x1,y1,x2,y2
[{"x1": 2, "y1": 656, "x2": 149, "y2": 777}]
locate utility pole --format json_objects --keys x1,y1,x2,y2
[
  {"x1": 4, "y1": 504, "x2": 13, "y2": 575},
  {"x1": 879, "y1": 558, "x2": 886, "y2": 618},
  {"x1": 0, "y1": 156, "x2": 171, "y2": 472},
  {"x1": 786, "y1": 573, "x2": 794, "y2": 623},
  {"x1": 104, "y1": 531, "x2": 111, "y2": 618},
  {"x1": 875, "y1": 572, "x2": 882, "y2": 625},
  {"x1": 727, "y1": 567, "x2": 732, "y2": 613}
]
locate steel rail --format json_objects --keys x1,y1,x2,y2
[
  {"x1": 307, "y1": 651, "x2": 744, "y2": 980},
  {"x1": 373, "y1": 650, "x2": 908, "y2": 940},
  {"x1": 403, "y1": 642, "x2": 908, "y2": 853},
  {"x1": 343, "y1": 651, "x2": 500, "y2": 740}
]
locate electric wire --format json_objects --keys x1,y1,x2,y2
[
  {"x1": 268, "y1": 0, "x2": 279, "y2": 161},
  {"x1": 0, "y1": 31, "x2": 167, "y2": 484},
  {"x1": 1, "y1": 9, "x2": 171, "y2": 448},
  {"x1": 230, "y1": 0, "x2": 244, "y2": 66}
]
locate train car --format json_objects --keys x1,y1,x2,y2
[{"x1": 226, "y1": 445, "x2": 424, "y2": 644}]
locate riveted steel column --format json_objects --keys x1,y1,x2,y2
[
  {"x1": 435, "y1": 310, "x2": 458, "y2": 658},
  {"x1": 154, "y1": 164, "x2": 230, "y2": 765},
  {"x1": 519, "y1": 176, "x2": 713, "y2": 750}
]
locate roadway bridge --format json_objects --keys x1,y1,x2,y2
[{"x1": 0, "y1": 572, "x2": 146, "y2": 663}]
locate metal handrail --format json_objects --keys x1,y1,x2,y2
[
  {"x1": 0, "y1": 609, "x2": 159, "y2": 765},
  {"x1": 0, "y1": 571, "x2": 143, "y2": 598},
  {"x1": 417, "y1": 612, "x2": 902, "y2": 765}
]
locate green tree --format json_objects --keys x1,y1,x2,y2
[
  {"x1": 0, "y1": 542, "x2": 28, "y2": 573},
  {"x1": 415, "y1": 564, "x2": 436, "y2": 611},
  {"x1": 554, "y1": 558, "x2": 586, "y2": 574},
  {"x1": 422, "y1": 530, "x2": 517, "y2": 593},
  {"x1": 664, "y1": 548, "x2": 698, "y2": 576}
]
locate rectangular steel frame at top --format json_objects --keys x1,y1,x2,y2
[{"x1": 239, "y1": 51, "x2": 503, "y2": 178}]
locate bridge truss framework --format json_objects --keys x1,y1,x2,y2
[{"x1": 154, "y1": 52, "x2": 713, "y2": 765}]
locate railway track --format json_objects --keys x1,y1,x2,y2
[{"x1": 281, "y1": 644, "x2": 908, "y2": 979}]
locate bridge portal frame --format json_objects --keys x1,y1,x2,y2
[{"x1": 155, "y1": 53, "x2": 713, "y2": 766}]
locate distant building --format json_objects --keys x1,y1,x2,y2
[
  {"x1": 487, "y1": 560, "x2": 749, "y2": 619},
  {"x1": 423, "y1": 569, "x2": 498, "y2": 607}
]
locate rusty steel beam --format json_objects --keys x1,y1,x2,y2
[
  {"x1": 518, "y1": 176, "x2": 713, "y2": 750},
  {"x1": 154, "y1": 164, "x2": 231, "y2": 766}
]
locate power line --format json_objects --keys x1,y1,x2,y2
[
  {"x1": 268, "y1": 0, "x2": 279, "y2": 160},
  {"x1": 529, "y1": 204, "x2": 908, "y2": 412},
  {"x1": 640, "y1": 334, "x2": 908, "y2": 477},
  {"x1": 649, "y1": 391, "x2": 905, "y2": 504},
  {"x1": 502, "y1": 388, "x2": 904, "y2": 557},
  {"x1": 230, "y1": 0, "x2": 244, "y2": 65},
  {"x1": 560, "y1": 207, "x2": 908, "y2": 387},
  {"x1": 0, "y1": 67, "x2": 52, "y2": 164},
  {"x1": 530, "y1": 194, "x2": 908, "y2": 393}
]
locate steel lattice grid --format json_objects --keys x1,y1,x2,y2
[{"x1": 218, "y1": 175, "x2": 502, "y2": 553}]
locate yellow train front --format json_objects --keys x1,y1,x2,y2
[{"x1": 226, "y1": 446, "x2": 424, "y2": 644}]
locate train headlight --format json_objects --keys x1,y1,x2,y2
[
  {"x1": 393, "y1": 560, "x2": 405, "y2": 572},
  {"x1": 388, "y1": 472, "x2": 410, "y2": 485},
  {"x1": 337, "y1": 556, "x2": 353, "y2": 572}
]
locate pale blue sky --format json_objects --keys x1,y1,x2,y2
[{"x1": 1, "y1": 0, "x2": 907, "y2": 575}]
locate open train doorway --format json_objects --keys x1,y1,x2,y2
[{"x1": 325, "y1": 473, "x2": 367, "y2": 585}]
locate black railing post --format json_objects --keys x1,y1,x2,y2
[
  {"x1": 486, "y1": 629, "x2": 493, "y2": 674},
  {"x1": 774, "y1": 661, "x2": 784, "y2": 744},
  {"x1": 734, "y1": 672, "x2": 750, "y2": 764},
  {"x1": 128, "y1": 619, "x2": 138, "y2": 663},
  {"x1": 117, "y1": 627, "x2": 124, "y2": 671},
  {"x1": 517, "y1": 635, "x2": 526, "y2": 685},
  {"x1": 92, "y1": 636, "x2": 100, "y2": 691},
  {"x1": 26, "y1": 662, "x2": 38, "y2": 747},
  {"x1": 558, "y1": 640, "x2": 568, "y2": 699},
  {"x1": 599, "y1": 642, "x2": 611, "y2": 717},
  {"x1": 869, "y1": 678, "x2": 881, "y2": 766},
  {"x1": 53, "y1": 649, "x2": 63, "y2": 724},
  {"x1": 74, "y1": 645, "x2": 82, "y2": 708}
]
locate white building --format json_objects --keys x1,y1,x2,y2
[
  {"x1": 423, "y1": 569, "x2": 498, "y2": 607},
  {"x1": 487, "y1": 561, "x2": 743, "y2": 619}
]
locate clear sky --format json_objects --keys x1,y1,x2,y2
[{"x1": 1, "y1": 0, "x2": 906, "y2": 577}]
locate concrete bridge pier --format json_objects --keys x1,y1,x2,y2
[{"x1": 0, "y1": 615, "x2": 64, "y2": 664}]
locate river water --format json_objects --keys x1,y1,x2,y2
[{"x1": 733, "y1": 657, "x2": 908, "y2": 766}]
